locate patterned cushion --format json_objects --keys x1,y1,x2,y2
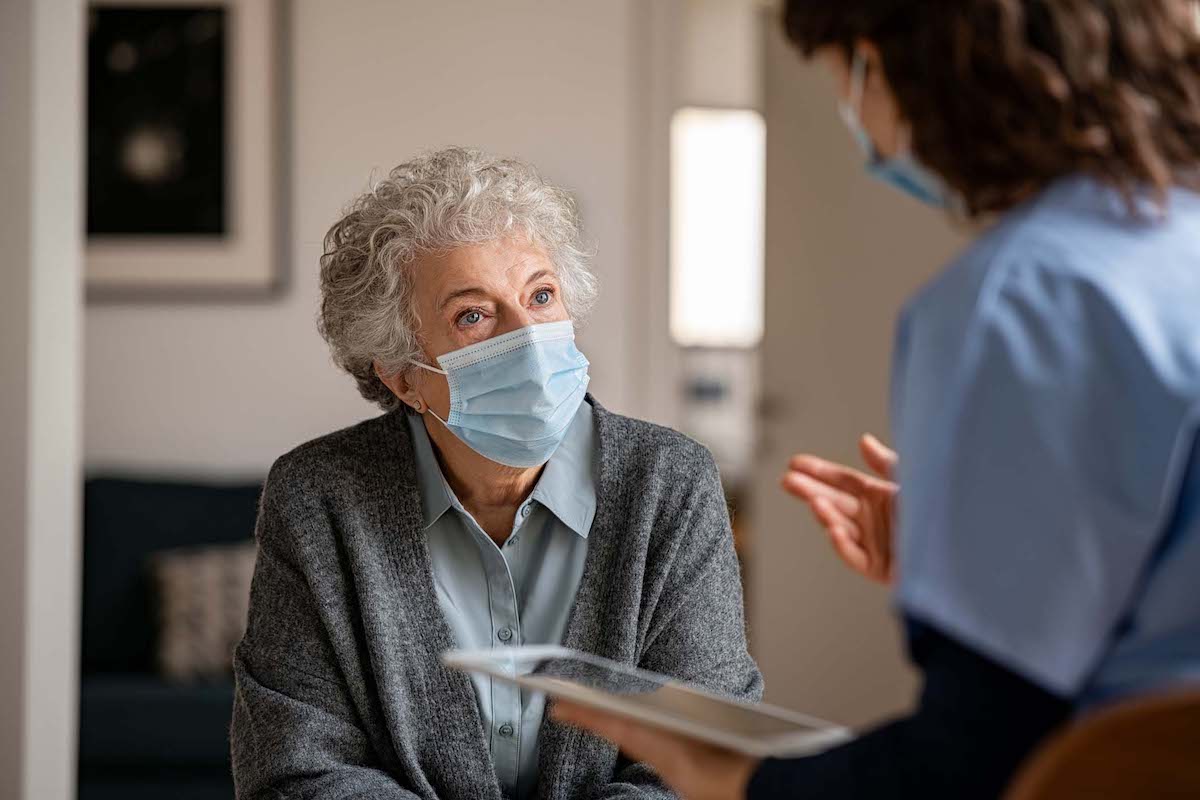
[{"x1": 149, "y1": 540, "x2": 256, "y2": 682}]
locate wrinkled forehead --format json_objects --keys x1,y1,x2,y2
[{"x1": 413, "y1": 238, "x2": 559, "y2": 307}]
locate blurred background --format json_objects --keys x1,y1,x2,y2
[{"x1": 2, "y1": 0, "x2": 964, "y2": 798}]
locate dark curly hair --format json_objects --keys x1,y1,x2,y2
[{"x1": 784, "y1": 0, "x2": 1200, "y2": 216}]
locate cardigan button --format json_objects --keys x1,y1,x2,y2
[{"x1": 497, "y1": 627, "x2": 513, "y2": 643}]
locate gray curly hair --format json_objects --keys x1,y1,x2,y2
[{"x1": 318, "y1": 147, "x2": 599, "y2": 411}]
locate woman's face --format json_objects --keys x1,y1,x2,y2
[
  {"x1": 397, "y1": 236, "x2": 569, "y2": 417},
  {"x1": 818, "y1": 42, "x2": 906, "y2": 160}
]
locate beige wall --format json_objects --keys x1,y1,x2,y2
[
  {"x1": 748, "y1": 16, "x2": 966, "y2": 726},
  {"x1": 84, "y1": 0, "x2": 663, "y2": 475},
  {"x1": 679, "y1": 0, "x2": 762, "y2": 110},
  {"x1": 0, "y1": 0, "x2": 85, "y2": 797}
]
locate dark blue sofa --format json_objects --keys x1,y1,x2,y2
[{"x1": 79, "y1": 477, "x2": 261, "y2": 800}]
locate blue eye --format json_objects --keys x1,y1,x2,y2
[
  {"x1": 459, "y1": 310, "x2": 483, "y2": 326},
  {"x1": 533, "y1": 289, "x2": 552, "y2": 306}
]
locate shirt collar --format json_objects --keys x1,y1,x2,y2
[
  {"x1": 405, "y1": 400, "x2": 597, "y2": 538},
  {"x1": 527, "y1": 400, "x2": 596, "y2": 539}
]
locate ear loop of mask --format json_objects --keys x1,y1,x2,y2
[
  {"x1": 839, "y1": 49, "x2": 868, "y2": 132},
  {"x1": 411, "y1": 360, "x2": 447, "y2": 377},
  {"x1": 844, "y1": 49, "x2": 914, "y2": 160},
  {"x1": 409, "y1": 360, "x2": 450, "y2": 426},
  {"x1": 848, "y1": 49, "x2": 867, "y2": 120}
]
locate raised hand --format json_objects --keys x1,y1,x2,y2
[{"x1": 781, "y1": 434, "x2": 899, "y2": 584}]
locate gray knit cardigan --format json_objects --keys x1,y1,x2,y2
[{"x1": 230, "y1": 398, "x2": 763, "y2": 800}]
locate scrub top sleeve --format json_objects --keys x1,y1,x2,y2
[{"x1": 895, "y1": 259, "x2": 1178, "y2": 697}]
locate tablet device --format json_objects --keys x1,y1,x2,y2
[{"x1": 442, "y1": 645, "x2": 851, "y2": 757}]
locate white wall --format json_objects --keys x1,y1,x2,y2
[
  {"x1": 85, "y1": 0, "x2": 660, "y2": 475},
  {"x1": 0, "y1": 0, "x2": 85, "y2": 797}
]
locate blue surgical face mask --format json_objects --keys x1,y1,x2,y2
[
  {"x1": 412, "y1": 320, "x2": 590, "y2": 468},
  {"x1": 839, "y1": 50, "x2": 949, "y2": 209}
]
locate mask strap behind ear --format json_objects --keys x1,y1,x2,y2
[
  {"x1": 409, "y1": 361, "x2": 448, "y2": 420},
  {"x1": 848, "y1": 49, "x2": 868, "y2": 118},
  {"x1": 411, "y1": 360, "x2": 448, "y2": 377}
]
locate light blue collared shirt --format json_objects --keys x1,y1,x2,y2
[
  {"x1": 407, "y1": 402, "x2": 595, "y2": 800},
  {"x1": 892, "y1": 175, "x2": 1200, "y2": 705}
]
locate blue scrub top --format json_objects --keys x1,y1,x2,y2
[{"x1": 892, "y1": 175, "x2": 1200, "y2": 706}]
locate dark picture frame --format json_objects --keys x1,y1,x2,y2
[{"x1": 86, "y1": 0, "x2": 288, "y2": 301}]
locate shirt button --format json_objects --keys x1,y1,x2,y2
[
  {"x1": 520, "y1": 505, "x2": 532, "y2": 518},
  {"x1": 497, "y1": 627, "x2": 513, "y2": 643},
  {"x1": 506, "y1": 536, "x2": 519, "y2": 547},
  {"x1": 498, "y1": 723, "x2": 515, "y2": 738}
]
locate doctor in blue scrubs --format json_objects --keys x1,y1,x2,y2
[{"x1": 555, "y1": 1, "x2": 1200, "y2": 797}]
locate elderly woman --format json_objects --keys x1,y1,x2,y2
[{"x1": 230, "y1": 147, "x2": 762, "y2": 800}]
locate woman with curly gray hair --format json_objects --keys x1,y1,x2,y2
[{"x1": 230, "y1": 147, "x2": 762, "y2": 800}]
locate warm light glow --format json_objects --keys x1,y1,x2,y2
[{"x1": 670, "y1": 107, "x2": 766, "y2": 348}]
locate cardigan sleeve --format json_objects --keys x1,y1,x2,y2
[
  {"x1": 230, "y1": 470, "x2": 421, "y2": 800},
  {"x1": 593, "y1": 446, "x2": 765, "y2": 799},
  {"x1": 637, "y1": 446, "x2": 764, "y2": 698}
]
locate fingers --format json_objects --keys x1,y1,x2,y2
[
  {"x1": 819, "y1": 487, "x2": 891, "y2": 584},
  {"x1": 859, "y1": 434, "x2": 898, "y2": 481},
  {"x1": 794, "y1": 485, "x2": 864, "y2": 546},
  {"x1": 788, "y1": 454, "x2": 890, "y2": 496},
  {"x1": 808, "y1": 494, "x2": 860, "y2": 541},
  {"x1": 813, "y1": 497, "x2": 870, "y2": 573},
  {"x1": 780, "y1": 470, "x2": 861, "y2": 517}
]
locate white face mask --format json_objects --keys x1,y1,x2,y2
[{"x1": 412, "y1": 320, "x2": 590, "y2": 468}]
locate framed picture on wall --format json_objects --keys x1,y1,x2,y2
[{"x1": 86, "y1": 0, "x2": 286, "y2": 300}]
